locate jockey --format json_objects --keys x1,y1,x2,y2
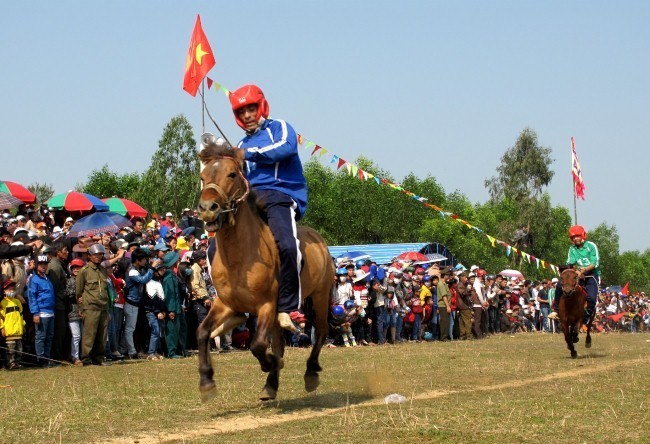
[
  {"x1": 229, "y1": 84, "x2": 307, "y2": 332},
  {"x1": 548, "y1": 225, "x2": 600, "y2": 324}
]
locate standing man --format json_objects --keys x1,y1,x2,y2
[
  {"x1": 437, "y1": 267, "x2": 453, "y2": 341},
  {"x1": 76, "y1": 244, "x2": 111, "y2": 366},
  {"x1": 46, "y1": 241, "x2": 70, "y2": 362},
  {"x1": 162, "y1": 251, "x2": 183, "y2": 358},
  {"x1": 549, "y1": 225, "x2": 600, "y2": 325},
  {"x1": 226, "y1": 84, "x2": 307, "y2": 331},
  {"x1": 27, "y1": 254, "x2": 56, "y2": 366},
  {"x1": 537, "y1": 280, "x2": 550, "y2": 332},
  {"x1": 122, "y1": 248, "x2": 154, "y2": 359}
]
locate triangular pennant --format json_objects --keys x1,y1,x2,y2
[
  {"x1": 330, "y1": 154, "x2": 338, "y2": 164},
  {"x1": 305, "y1": 141, "x2": 315, "y2": 151},
  {"x1": 318, "y1": 148, "x2": 329, "y2": 157},
  {"x1": 206, "y1": 77, "x2": 213, "y2": 89},
  {"x1": 535, "y1": 257, "x2": 540, "y2": 269},
  {"x1": 351, "y1": 164, "x2": 358, "y2": 177},
  {"x1": 337, "y1": 158, "x2": 346, "y2": 170},
  {"x1": 541, "y1": 260, "x2": 547, "y2": 269},
  {"x1": 297, "y1": 134, "x2": 304, "y2": 145},
  {"x1": 506, "y1": 245, "x2": 512, "y2": 256},
  {"x1": 346, "y1": 163, "x2": 352, "y2": 174},
  {"x1": 311, "y1": 144, "x2": 322, "y2": 156},
  {"x1": 374, "y1": 177, "x2": 380, "y2": 184},
  {"x1": 487, "y1": 235, "x2": 496, "y2": 247}
]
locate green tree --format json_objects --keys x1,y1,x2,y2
[
  {"x1": 618, "y1": 250, "x2": 650, "y2": 293},
  {"x1": 27, "y1": 182, "x2": 55, "y2": 206},
  {"x1": 137, "y1": 115, "x2": 200, "y2": 217},
  {"x1": 587, "y1": 223, "x2": 621, "y2": 287},
  {"x1": 81, "y1": 165, "x2": 142, "y2": 201}
]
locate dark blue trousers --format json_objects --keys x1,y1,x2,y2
[{"x1": 256, "y1": 189, "x2": 302, "y2": 313}]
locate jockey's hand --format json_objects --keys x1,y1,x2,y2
[{"x1": 234, "y1": 148, "x2": 246, "y2": 162}]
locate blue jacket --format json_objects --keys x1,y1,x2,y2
[
  {"x1": 238, "y1": 119, "x2": 308, "y2": 219},
  {"x1": 27, "y1": 273, "x2": 56, "y2": 315},
  {"x1": 124, "y1": 266, "x2": 154, "y2": 306}
]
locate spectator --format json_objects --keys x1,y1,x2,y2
[
  {"x1": 28, "y1": 254, "x2": 56, "y2": 367},
  {"x1": 123, "y1": 248, "x2": 154, "y2": 359},
  {"x1": 162, "y1": 251, "x2": 183, "y2": 359},
  {"x1": 144, "y1": 260, "x2": 166, "y2": 360},
  {"x1": 66, "y1": 258, "x2": 85, "y2": 366},
  {"x1": 76, "y1": 244, "x2": 111, "y2": 366},
  {"x1": 456, "y1": 272, "x2": 473, "y2": 340},
  {"x1": 437, "y1": 267, "x2": 453, "y2": 341},
  {"x1": 46, "y1": 240, "x2": 70, "y2": 362},
  {"x1": 0, "y1": 280, "x2": 25, "y2": 369},
  {"x1": 537, "y1": 280, "x2": 550, "y2": 332}
]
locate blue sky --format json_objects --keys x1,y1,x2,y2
[{"x1": 1, "y1": 1, "x2": 648, "y2": 252}]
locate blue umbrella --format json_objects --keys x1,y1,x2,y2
[
  {"x1": 67, "y1": 212, "x2": 132, "y2": 238},
  {"x1": 336, "y1": 251, "x2": 371, "y2": 262}
]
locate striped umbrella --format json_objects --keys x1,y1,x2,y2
[
  {"x1": 0, "y1": 180, "x2": 36, "y2": 204},
  {"x1": 46, "y1": 191, "x2": 109, "y2": 212},
  {"x1": 101, "y1": 197, "x2": 148, "y2": 218},
  {"x1": 0, "y1": 192, "x2": 24, "y2": 209}
]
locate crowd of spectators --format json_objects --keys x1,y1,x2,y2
[
  {"x1": 324, "y1": 258, "x2": 649, "y2": 347},
  {"x1": 0, "y1": 205, "x2": 238, "y2": 369},
  {"x1": 1, "y1": 204, "x2": 648, "y2": 370}
]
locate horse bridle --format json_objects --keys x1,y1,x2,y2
[
  {"x1": 562, "y1": 270, "x2": 580, "y2": 297},
  {"x1": 203, "y1": 156, "x2": 250, "y2": 229}
]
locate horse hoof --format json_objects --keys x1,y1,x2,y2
[
  {"x1": 304, "y1": 373, "x2": 320, "y2": 392},
  {"x1": 572, "y1": 336, "x2": 579, "y2": 344},
  {"x1": 585, "y1": 340, "x2": 592, "y2": 349},
  {"x1": 199, "y1": 382, "x2": 217, "y2": 403},
  {"x1": 571, "y1": 351, "x2": 578, "y2": 359},
  {"x1": 259, "y1": 386, "x2": 277, "y2": 401}
]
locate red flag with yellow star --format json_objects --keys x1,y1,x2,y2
[{"x1": 183, "y1": 15, "x2": 216, "y2": 97}]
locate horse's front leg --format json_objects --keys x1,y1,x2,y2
[
  {"x1": 260, "y1": 322, "x2": 286, "y2": 401},
  {"x1": 197, "y1": 299, "x2": 238, "y2": 402},
  {"x1": 563, "y1": 324, "x2": 577, "y2": 359},
  {"x1": 250, "y1": 302, "x2": 279, "y2": 375},
  {"x1": 585, "y1": 318, "x2": 593, "y2": 349}
]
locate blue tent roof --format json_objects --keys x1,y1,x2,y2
[{"x1": 329, "y1": 242, "x2": 458, "y2": 266}]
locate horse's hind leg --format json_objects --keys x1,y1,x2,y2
[
  {"x1": 261, "y1": 323, "x2": 286, "y2": 401},
  {"x1": 585, "y1": 320, "x2": 593, "y2": 349},
  {"x1": 197, "y1": 299, "x2": 237, "y2": 402},
  {"x1": 304, "y1": 295, "x2": 328, "y2": 392}
]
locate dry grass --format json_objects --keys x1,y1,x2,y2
[{"x1": 1, "y1": 333, "x2": 648, "y2": 443}]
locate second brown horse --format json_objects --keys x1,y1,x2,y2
[{"x1": 196, "y1": 135, "x2": 334, "y2": 402}]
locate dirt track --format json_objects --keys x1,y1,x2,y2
[{"x1": 106, "y1": 355, "x2": 648, "y2": 443}]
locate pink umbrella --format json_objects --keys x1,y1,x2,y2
[{"x1": 499, "y1": 269, "x2": 525, "y2": 280}]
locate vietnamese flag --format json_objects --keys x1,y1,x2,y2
[
  {"x1": 183, "y1": 15, "x2": 216, "y2": 97},
  {"x1": 621, "y1": 282, "x2": 629, "y2": 295}
]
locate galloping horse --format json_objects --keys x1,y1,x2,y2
[
  {"x1": 195, "y1": 134, "x2": 334, "y2": 402},
  {"x1": 558, "y1": 268, "x2": 593, "y2": 358}
]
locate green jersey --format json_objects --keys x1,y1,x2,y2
[{"x1": 567, "y1": 241, "x2": 600, "y2": 276}]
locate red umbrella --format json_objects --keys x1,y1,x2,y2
[
  {"x1": 102, "y1": 197, "x2": 148, "y2": 218},
  {"x1": 0, "y1": 180, "x2": 36, "y2": 204},
  {"x1": 46, "y1": 191, "x2": 110, "y2": 212},
  {"x1": 397, "y1": 251, "x2": 429, "y2": 262}
]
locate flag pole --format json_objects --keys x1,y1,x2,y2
[
  {"x1": 571, "y1": 138, "x2": 578, "y2": 225},
  {"x1": 201, "y1": 80, "x2": 206, "y2": 133}
]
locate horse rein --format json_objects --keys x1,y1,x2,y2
[{"x1": 203, "y1": 156, "x2": 250, "y2": 229}]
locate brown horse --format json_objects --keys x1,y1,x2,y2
[
  {"x1": 559, "y1": 268, "x2": 593, "y2": 358},
  {"x1": 195, "y1": 134, "x2": 334, "y2": 402}
]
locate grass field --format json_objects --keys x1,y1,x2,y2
[{"x1": 2, "y1": 333, "x2": 648, "y2": 443}]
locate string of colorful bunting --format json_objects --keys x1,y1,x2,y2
[{"x1": 205, "y1": 77, "x2": 560, "y2": 275}]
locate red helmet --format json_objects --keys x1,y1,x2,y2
[
  {"x1": 568, "y1": 225, "x2": 587, "y2": 240},
  {"x1": 476, "y1": 269, "x2": 487, "y2": 277},
  {"x1": 229, "y1": 84, "x2": 270, "y2": 130}
]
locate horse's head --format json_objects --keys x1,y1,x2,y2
[
  {"x1": 197, "y1": 133, "x2": 250, "y2": 231},
  {"x1": 560, "y1": 268, "x2": 579, "y2": 295}
]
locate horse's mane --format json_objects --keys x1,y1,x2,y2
[{"x1": 198, "y1": 142, "x2": 240, "y2": 164}]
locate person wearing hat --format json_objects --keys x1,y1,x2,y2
[
  {"x1": 160, "y1": 212, "x2": 176, "y2": 229},
  {"x1": 144, "y1": 258, "x2": 167, "y2": 360},
  {"x1": 76, "y1": 244, "x2": 111, "y2": 366},
  {"x1": 0, "y1": 280, "x2": 25, "y2": 369},
  {"x1": 162, "y1": 251, "x2": 184, "y2": 359},
  {"x1": 27, "y1": 254, "x2": 56, "y2": 366},
  {"x1": 212, "y1": 83, "x2": 307, "y2": 332},
  {"x1": 180, "y1": 208, "x2": 193, "y2": 231},
  {"x1": 46, "y1": 241, "x2": 71, "y2": 363},
  {"x1": 436, "y1": 267, "x2": 453, "y2": 341},
  {"x1": 62, "y1": 217, "x2": 75, "y2": 234},
  {"x1": 153, "y1": 241, "x2": 170, "y2": 259}
]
